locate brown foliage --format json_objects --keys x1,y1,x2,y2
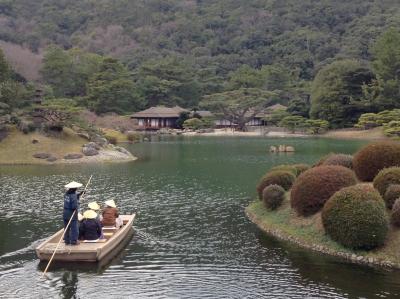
[
  {"x1": 0, "y1": 41, "x2": 42, "y2": 81},
  {"x1": 290, "y1": 165, "x2": 357, "y2": 216},
  {"x1": 353, "y1": 142, "x2": 400, "y2": 181}
]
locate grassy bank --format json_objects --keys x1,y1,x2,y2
[
  {"x1": 0, "y1": 127, "x2": 136, "y2": 164},
  {"x1": 246, "y1": 197, "x2": 400, "y2": 269},
  {"x1": 322, "y1": 127, "x2": 388, "y2": 140},
  {"x1": 0, "y1": 127, "x2": 86, "y2": 164}
]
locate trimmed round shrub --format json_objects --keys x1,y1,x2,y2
[
  {"x1": 292, "y1": 164, "x2": 310, "y2": 176},
  {"x1": 373, "y1": 167, "x2": 400, "y2": 196},
  {"x1": 270, "y1": 165, "x2": 298, "y2": 176},
  {"x1": 290, "y1": 165, "x2": 357, "y2": 216},
  {"x1": 262, "y1": 184, "x2": 285, "y2": 210},
  {"x1": 313, "y1": 153, "x2": 333, "y2": 167},
  {"x1": 270, "y1": 164, "x2": 311, "y2": 177},
  {"x1": 391, "y1": 198, "x2": 400, "y2": 227},
  {"x1": 322, "y1": 184, "x2": 389, "y2": 250},
  {"x1": 353, "y1": 142, "x2": 400, "y2": 181},
  {"x1": 256, "y1": 170, "x2": 296, "y2": 199},
  {"x1": 384, "y1": 184, "x2": 400, "y2": 209},
  {"x1": 323, "y1": 154, "x2": 353, "y2": 169}
]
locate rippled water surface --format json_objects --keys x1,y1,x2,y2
[{"x1": 1, "y1": 136, "x2": 400, "y2": 299}]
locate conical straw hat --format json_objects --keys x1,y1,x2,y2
[
  {"x1": 88, "y1": 201, "x2": 100, "y2": 211},
  {"x1": 64, "y1": 181, "x2": 83, "y2": 189},
  {"x1": 83, "y1": 210, "x2": 97, "y2": 219},
  {"x1": 104, "y1": 199, "x2": 117, "y2": 208}
]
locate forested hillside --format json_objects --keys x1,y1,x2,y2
[
  {"x1": 1, "y1": 0, "x2": 400, "y2": 128},
  {"x1": 1, "y1": 0, "x2": 399, "y2": 78}
]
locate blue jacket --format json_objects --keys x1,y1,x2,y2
[
  {"x1": 63, "y1": 191, "x2": 81, "y2": 219},
  {"x1": 79, "y1": 219, "x2": 102, "y2": 240}
]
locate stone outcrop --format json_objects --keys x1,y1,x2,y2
[
  {"x1": 82, "y1": 141, "x2": 101, "y2": 156},
  {"x1": 82, "y1": 146, "x2": 99, "y2": 156}
]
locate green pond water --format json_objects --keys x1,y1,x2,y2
[{"x1": 1, "y1": 136, "x2": 399, "y2": 298}]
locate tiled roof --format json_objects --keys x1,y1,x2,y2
[{"x1": 131, "y1": 106, "x2": 188, "y2": 118}]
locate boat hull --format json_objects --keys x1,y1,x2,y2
[{"x1": 36, "y1": 214, "x2": 135, "y2": 262}]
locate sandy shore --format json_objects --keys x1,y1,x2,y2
[
  {"x1": 181, "y1": 127, "x2": 388, "y2": 140},
  {"x1": 182, "y1": 128, "x2": 307, "y2": 137}
]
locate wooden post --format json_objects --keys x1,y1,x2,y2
[{"x1": 42, "y1": 175, "x2": 93, "y2": 278}]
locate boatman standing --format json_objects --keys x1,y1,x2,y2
[{"x1": 63, "y1": 181, "x2": 84, "y2": 245}]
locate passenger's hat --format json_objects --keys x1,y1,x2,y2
[
  {"x1": 104, "y1": 199, "x2": 117, "y2": 208},
  {"x1": 83, "y1": 210, "x2": 97, "y2": 219},
  {"x1": 88, "y1": 201, "x2": 100, "y2": 211},
  {"x1": 64, "y1": 181, "x2": 83, "y2": 189}
]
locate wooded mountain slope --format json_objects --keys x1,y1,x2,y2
[{"x1": 1, "y1": 0, "x2": 400, "y2": 80}]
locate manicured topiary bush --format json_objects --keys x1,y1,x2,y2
[
  {"x1": 353, "y1": 142, "x2": 400, "y2": 181},
  {"x1": 290, "y1": 165, "x2": 357, "y2": 216},
  {"x1": 270, "y1": 165, "x2": 298, "y2": 176},
  {"x1": 322, "y1": 184, "x2": 389, "y2": 250},
  {"x1": 292, "y1": 164, "x2": 310, "y2": 176},
  {"x1": 313, "y1": 153, "x2": 333, "y2": 167},
  {"x1": 256, "y1": 170, "x2": 296, "y2": 199},
  {"x1": 373, "y1": 167, "x2": 400, "y2": 196},
  {"x1": 323, "y1": 154, "x2": 353, "y2": 169},
  {"x1": 270, "y1": 164, "x2": 310, "y2": 177},
  {"x1": 384, "y1": 184, "x2": 400, "y2": 209},
  {"x1": 391, "y1": 198, "x2": 400, "y2": 227},
  {"x1": 262, "y1": 184, "x2": 285, "y2": 210}
]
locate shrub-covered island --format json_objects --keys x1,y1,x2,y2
[{"x1": 246, "y1": 141, "x2": 400, "y2": 269}]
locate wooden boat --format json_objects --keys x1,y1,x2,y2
[{"x1": 36, "y1": 214, "x2": 136, "y2": 262}]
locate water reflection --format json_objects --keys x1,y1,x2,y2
[{"x1": 60, "y1": 271, "x2": 78, "y2": 299}]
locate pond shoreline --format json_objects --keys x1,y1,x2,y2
[
  {"x1": 179, "y1": 127, "x2": 388, "y2": 140},
  {"x1": 246, "y1": 200, "x2": 400, "y2": 270}
]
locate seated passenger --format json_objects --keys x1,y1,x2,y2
[
  {"x1": 101, "y1": 200, "x2": 123, "y2": 228},
  {"x1": 79, "y1": 210, "x2": 102, "y2": 240}
]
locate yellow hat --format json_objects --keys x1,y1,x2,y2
[
  {"x1": 83, "y1": 210, "x2": 97, "y2": 219},
  {"x1": 78, "y1": 213, "x2": 84, "y2": 221},
  {"x1": 88, "y1": 201, "x2": 100, "y2": 211},
  {"x1": 104, "y1": 199, "x2": 117, "y2": 208},
  {"x1": 64, "y1": 181, "x2": 83, "y2": 189}
]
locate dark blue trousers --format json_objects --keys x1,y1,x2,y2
[{"x1": 63, "y1": 210, "x2": 79, "y2": 244}]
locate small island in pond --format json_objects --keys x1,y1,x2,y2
[{"x1": 246, "y1": 141, "x2": 400, "y2": 269}]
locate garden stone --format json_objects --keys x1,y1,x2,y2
[
  {"x1": 64, "y1": 153, "x2": 83, "y2": 159},
  {"x1": 84, "y1": 142, "x2": 101, "y2": 150},
  {"x1": 33, "y1": 153, "x2": 51, "y2": 159},
  {"x1": 82, "y1": 146, "x2": 99, "y2": 156}
]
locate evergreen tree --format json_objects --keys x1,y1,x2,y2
[
  {"x1": 86, "y1": 58, "x2": 143, "y2": 114},
  {"x1": 310, "y1": 59, "x2": 375, "y2": 127},
  {"x1": 372, "y1": 28, "x2": 400, "y2": 109}
]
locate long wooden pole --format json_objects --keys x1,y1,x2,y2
[{"x1": 42, "y1": 175, "x2": 93, "y2": 278}]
